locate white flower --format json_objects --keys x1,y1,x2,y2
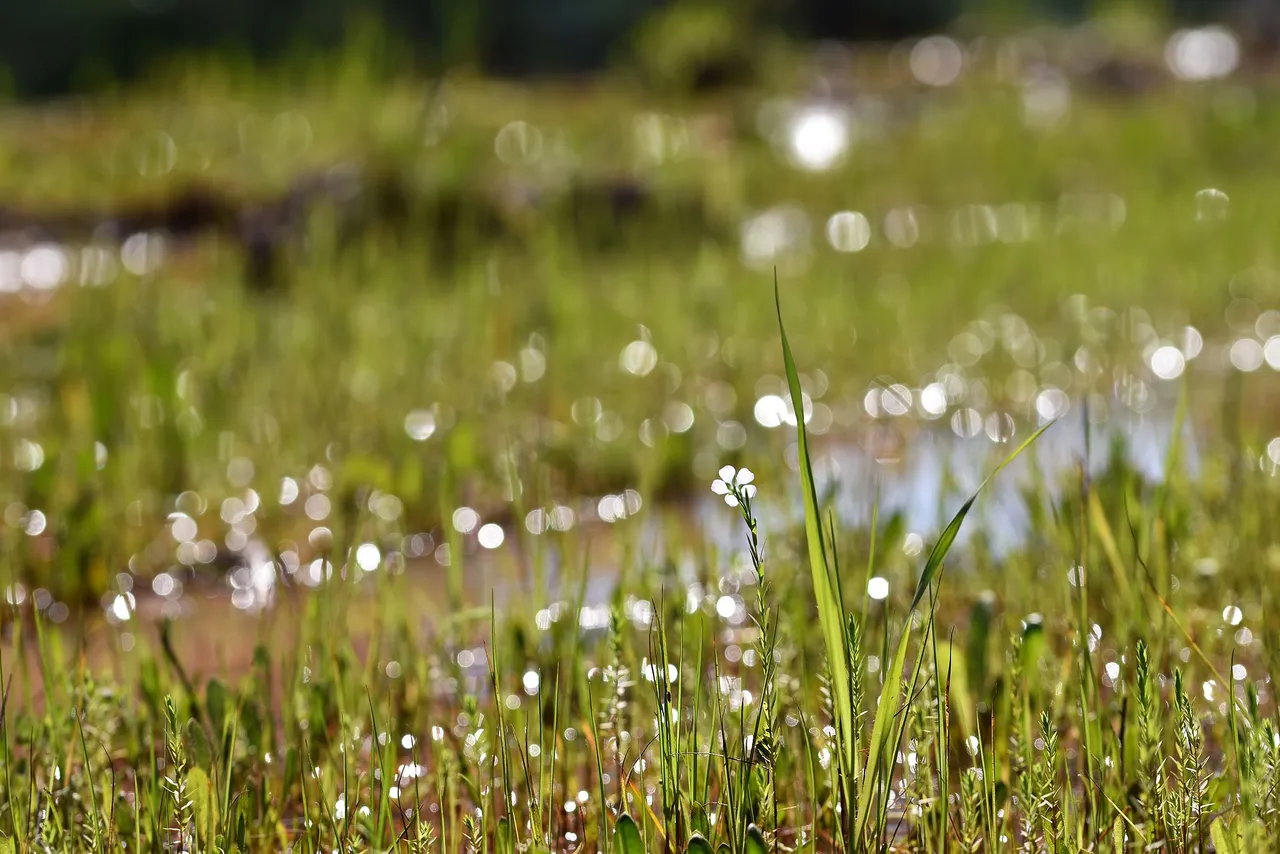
[{"x1": 711, "y1": 464, "x2": 757, "y2": 506}]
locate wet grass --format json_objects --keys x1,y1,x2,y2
[
  {"x1": 2, "y1": 32, "x2": 1280, "y2": 852},
  {"x1": 0, "y1": 287, "x2": 1278, "y2": 853},
  {"x1": 2, "y1": 59, "x2": 1278, "y2": 603}
]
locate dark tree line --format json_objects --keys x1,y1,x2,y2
[{"x1": 0, "y1": 0, "x2": 1251, "y2": 97}]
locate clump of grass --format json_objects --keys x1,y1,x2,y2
[
  {"x1": 4, "y1": 408, "x2": 1277, "y2": 854},
  {"x1": 2, "y1": 150, "x2": 1280, "y2": 854}
]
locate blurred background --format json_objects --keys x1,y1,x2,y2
[
  {"x1": 0, "y1": 0, "x2": 1278, "y2": 626},
  {"x1": 2, "y1": 0, "x2": 1273, "y2": 96}
]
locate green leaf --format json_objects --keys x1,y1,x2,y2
[
  {"x1": 239, "y1": 698, "x2": 264, "y2": 751},
  {"x1": 855, "y1": 416, "x2": 1054, "y2": 841},
  {"x1": 613, "y1": 814, "x2": 646, "y2": 854},
  {"x1": 282, "y1": 745, "x2": 299, "y2": 798},
  {"x1": 1210, "y1": 817, "x2": 1241, "y2": 854},
  {"x1": 909, "y1": 419, "x2": 1053, "y2": 612},
  {"x1": 685, "y1": 834, "x2": 714, "y2": 854},
  {"x1": 776, "y1": 280, "x2": 853, "y2": 774},
  {"x1": 745, "y1": 824, "x2": 767, "y2": 854},
  {"x1": 856, "y1": 612, "x2": 913, "y2": 838},
  {"x1": 936, "y1": 641, "x2": 975, "y2": 741},
  {"x1": 964, "y1": 594, "x2": 993, "y2": 697},
  {"x1": 206, "y1": 678, "x2": 229, "y2": 750},
  {"x1": 496, "y1": 816, "x2": 515, "y2": 854},
  {"x1": 1112, "y1": 815, "x2": 1125, "y2": 852},
  {"x1": 234, "y1": 796, "x2": 250, "y2": 851},
  {"x1": 689, "y1": 802, "x2": 709, "y2": 838},
  {"x1": 187, "y1": 766, "x2": 218, "y2": 849},
  {"x1": 186, "y1": 719, "x2": 213, "y2": 771},
  {"x1": 0, "y1": 835, "x2": 15, "y2": 854}
]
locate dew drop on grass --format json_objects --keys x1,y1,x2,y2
[
  {"x1": 1194, "y1": 187, "x2": 1230, "y2": 220},
  {"x1": 950, "y1": 409, "x2": 981, "y2": 439},
  {"x1": 356, "y1": 543, "x2": 381, "y2": 571},
  {"x1": 452, "y1": 507, "x2": 479, "y2": 533},
  {"x1": 478, "y1": 523, "x2": 505, "y2": 549},
  {"x1": 867, "y1": 576, "x2": 890, "y2": 600},
  {"x1": 985, "y1": 412, "x2": 1016, "y2": 443},
  {"x1": 404, "y1": 409, "x2": 437, "y2": 441},
  {"x1": 785, "y1": 107, "x2": 849, "y2": 172},
  {"x1": 826, "y1": 211, "x2": 871, "y2": 252},
  {"x1": 1230, "y1": 338, "x2": 1264, "y2": 372},
  {"x1": 1150, "y1": 345, "x2": 1186, "y2": 379},
  {"x1": 754, "y1": 394, "x2": 787, "y2": 428},
  {"x1": 620, "y1": 340, "x2": 658, "y2": 376}
]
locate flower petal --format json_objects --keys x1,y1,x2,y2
[
  {"x1": 718, "y1": 465, "x2": 737, "y2": 482},
  {"x1": 743, "y1": 484, "x2": 757, "y2": 498},
  {"x1": 724, "y1": 494, "x2": 740, "y2": 507},
  {"x1": 711, "y1": 480, "x2": 730, "y2": 495},
  {"x1": 737, "y1": 468, "x2": 754, "y2": 485}
]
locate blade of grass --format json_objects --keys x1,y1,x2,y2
[
  {"x1": 856, "y1": 420, "x2": 1054, "y2": 841},
  {"x1": 775, "y1": 277, "x2": 853, "y2": 782}
]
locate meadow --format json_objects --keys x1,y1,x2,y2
[{"x1": 2, "y1": 23, "x2": 1280, "y2": 852}]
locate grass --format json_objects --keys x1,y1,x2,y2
[
  {"x1": 2, "y1": 22, "x2": 1280, "y2": 852},
  {"x1": 0, "y1": 282, "x2": 1277, "y2": 852}
]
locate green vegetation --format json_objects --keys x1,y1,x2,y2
[
  {"x1": 1, "y1": 30, "x2": 1280, "y2": 853},
  {"x1": 0, "y1": 284, "x2": 1277, "y2": 852}
]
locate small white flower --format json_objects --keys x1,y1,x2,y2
[{"x1": 712, "y1": 464, "x2": 757, "y2": 507}]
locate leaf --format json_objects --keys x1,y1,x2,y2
[
  {"x1": 964, "y1": 594, "x2": 993, "y2": 697},
  {"x1": 936, "y1": 641, "x2": 975, "y2": 741},
  {"x1": 776, "y1": 280, "x2": 853, "y2": 774},
  {"x1": 239, "y1": 698, "x2": 264, "y2": 752},
  {"x1": 1112, "y1": 815, "x2": 1125, "y2": 852},
  {"x1": 0, "y1": 835, "x2": 15, "y2": 854},
  {"x1": 282, "y1": 745, "x2": 299, "y2": 798},
  {"x1": 613, "y1": 814, "x2": 646, "y2": 854},
  {"x1": 855, "y1": 417, "x2": 1054, "y2": 841},
  {"x1": 856, "y1": 615, "x2": 913, "y2": 838},
  {"x1": 186, "y1": 719, "x2": 213, "y2": 771},
  {"x1": 745, "y1": 824, "x2": 767, "y2": 854},
  {"x1": 685, "y1": 834, "x2": 714, "y2": 854},
  {"x1": 235, "y1": 797, "x2": 250, "y2": 851},
  {"x1": 206, "y1": 678, "x2": 230, "y2": 754},
  {"x1": 496, "y1": 816, "x2": 515, "y2": 854},
  {"x1": 909, "y1": 419, "x2": 1053, "y2": 612},
  {"x1": 187, "y1": 766, "x2": 219, "y2": 849},
  {"x1": 1210, "y1": 816, "x2": 1241, "y2": 854},
  {"x1": 689, "y1": 802, "x2": 709, "y2": 838}
]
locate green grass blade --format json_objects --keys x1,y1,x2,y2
[
  {"x1": 613, "y1": 814, "x2": 645, "y2": 854},
  {"x1": 775, "y1": 278, "x2": 853, "y2": 776},
  {"x1": 857, "y1": 419, "x2": 1054, "y2": 839},
  {"x1": 855, "y1": 616, "x2": 912, "y2": 842},
  {"x1": 909, "y1": 419, "x2": 1054, "y2": 612},
  {"x1": 686, "y1": 834, "x2": 714, "y2": 854}
]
